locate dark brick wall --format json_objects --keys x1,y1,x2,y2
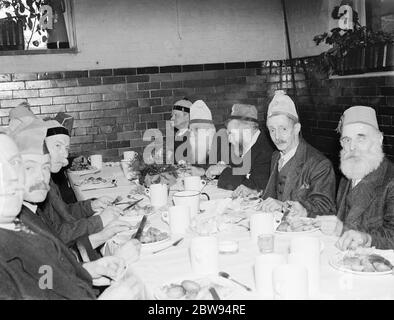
[{"x1": 0, "y1": 59, "x2": 393, "y2": 166}]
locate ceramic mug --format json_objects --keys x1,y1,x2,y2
[
  {"x1": 172, "y1": 190, "x2": 209, "y2": 218},
  {"x1": 190, "y1": 236, "x2": 219, "y2": 275},
  {"x1": 145, "y1": 183, "x2": 168, "y2": 208},
  {"x1": 272, "y1": 264, "x2": 309, "y2": 300},
  {"x1": 88, "y1": 154, "x2": 103, "y2": 170},
  {"x1": 162, "y1": 205, "x2": 191, "y2": 235},
  {"x1": 184, "y1": 176, "x2": 207, "y2": 192}
]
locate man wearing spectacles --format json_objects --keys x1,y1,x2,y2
[{"x1": 335, "y1": 106, "x2": 394, "y2": 250}]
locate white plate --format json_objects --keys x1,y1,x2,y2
[
  {"x1": 275, "y1": 217, "x2": 320, "y2": 234},
  {"x1": 114, "y1": 228, "x2": 171, "y2": 247},
  {"x1": 153, "y1": 275, "x2": 238, "y2": 300},
  {"x1": 68, "y1": 168, "x2": 100, "y2": 176},
  {"x1": 78, "y1": 182, "x2": 116, "y2": 191},
  {"x1": 329, "y1": 251, "x2": 394, "y2": 276}
]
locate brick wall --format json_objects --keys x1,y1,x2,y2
[
  {"x1": 0, "y1": 59, "x2": 393, "y2": 166},
  {"x1": 0, "y1": 62, "x2": 271, "y2": 161}
]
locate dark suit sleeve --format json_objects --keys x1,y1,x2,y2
[
  {"x1": 50, "y1": 215, "x2": 103, "y2": 246},
  {"x1": 296, "y1": 159, "x2": 337, "y2": 217},
  {"x1": 368, "y1": 183, "x2": 394, "y2": 249},
  {"x1": 0, "y1": 265, "x2": 22, "y2": 299},
  {"x1": 67, "y1": 200, "x2": 95, "y2": 219}
]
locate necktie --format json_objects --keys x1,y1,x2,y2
[{"x1": 278, "y1": 157, "x2": 285, "y2": 171}]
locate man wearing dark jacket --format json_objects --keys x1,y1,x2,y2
[
  {"x1": 0, "y1": 127, "x2": 142, "y2": 299},
  {"x1": 206, "y1": 104, "x2": 273, "y2": 197},
  {"x1": 335, "y1": 106, "x2": 394, "y2": 250},
  {"x1": 261, "y1": 90, "x2": 336, "y2": 217}
]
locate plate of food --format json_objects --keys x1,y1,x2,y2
[
  {"x1": 275, "y1": 217, "x2": 321, "y2": 234},
  {"x1": 154, "y1": 276, "x2": 237, "y2": 300},
  {"x1": 329, "y1": 247, "x2": 394, "y2": 275},
  {"x1": 68, "y1": 156, "x2": 99, "y2": 175},
  {"x1": 74, "y1": 176, "x2": 117, "y2": 191}
]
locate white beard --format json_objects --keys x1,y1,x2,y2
[
  {"x1": 190, "y1": 129, "x2": 215, "y2": 164},
  {"x1": 340, "y1": 144, "x2": 384, "y2": 181}
]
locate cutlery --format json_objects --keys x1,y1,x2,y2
[
  {"x1": 209, "y1": 287, "x2": 221, "y2": 300},
  {"x1": 280, "y1": 201, "x2": 292, "y2": 223},
  {"x1": 122, "y1": 198, "x2": 143, "y2": 213},
  {"x1": 218, "y1": 271, "x2": 252, "y2": 291},
  {"x1": 152, "y1": 238, "x2": 184, "y2": 254},
  {"x1": 133, "y1": 215, "x2": 147, "y2": 241},
  {"x1": 111, "y1": 196, "x2": 123, "y2": 206}
]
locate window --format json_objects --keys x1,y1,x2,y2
[
  {"x1": 366, "y1": 0, "x2": 394, "y2": 33},
  {"x1": 0, "y1": 0, "x2": 76, "y2": 53}
]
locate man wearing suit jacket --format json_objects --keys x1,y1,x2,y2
[
  {"x1": 335, "y1": 106, "x2": 394, "y2": 250},
  {"x1": 206, "y1": 104, "x2": 273, "y2": 197},
  {"x1": 261, "y1": 90, "x2": 336, "y2": 217},
  {"x1": 0, "y1": 129, "x2": 142, "y2": 299}
]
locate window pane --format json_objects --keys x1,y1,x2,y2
[{"x1": 0, "y1": 0, "x2": 75, "y2": 52}]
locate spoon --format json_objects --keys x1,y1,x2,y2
[{"x1": 218, "y1": 271, "x2": 252, "y2": 291}]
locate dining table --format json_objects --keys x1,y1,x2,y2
[{"x1": 67, "y1": 163, "x2": 394, "y2": 300}]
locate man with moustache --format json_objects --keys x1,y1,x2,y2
[
  {"x1": 38, "y1": 120, "x2": 133, "y2": 259},
  {"x1": 261, "y1": 90, "x2": 336, "y2": 217},
  {"x1": 335, "y1": 106, "x2": 394, "y2": 250},
  {"x1": 206, "y1": 104, "x2": 273, "y2": 197},
  {"x1": 0, "y1": 132, "x2": 143, "y2": 299}
]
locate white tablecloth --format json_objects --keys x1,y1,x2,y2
[{"x1": 67, "y1": 164, "x2": 394, "y2": 300}]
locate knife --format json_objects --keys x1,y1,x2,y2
[
  {"x1": 133, "y1": 215, "x2": 147, "y2": 241},
  {"x1": 209, "y1": 287, "x2": 221, "y2": 300},
  {"x1": 152, "y1": 238, "x2": 184, "y2": 254},
  {"x1": 122, "y1": 198, "x2": 143, "y2": 212}
]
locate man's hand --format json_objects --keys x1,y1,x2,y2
[
  {"x1": 98, "y1": 274, "x2": 145, "y2": 300},
  {"x1": 286, "y1": 201, "x2": 308, "y2": 218},
  {"x1": 113, "y1": 239, "x2": 141, "y2": 264},
  {"x1": 259, "y1": 197, "x2": 283, "y2": 212},
  {"x1": 83, "y1": 256, "x2": 126, "y2": 284},
  {"x1": 89, "y1": 220, "x2": 132, "y2": 249},
  {"x1": 232, "y1": 184, "x2": 258, "y2": 199},
  {"x1": 335, "y1": 230, "x2": 372, "y2": 251},
  {"x1": 205, "y1": 164, "x2": 228, "y2": 179},
  {"x1": 99, "y1": 206, "x2": 122, "y2": 227},
  {"x1": 91, "y1": 196, "x2": 114, "y2": 212}
]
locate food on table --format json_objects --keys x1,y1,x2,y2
[
  {"x1": 122, "y1": 198, "x2": 155, "y2": 216},
  {"x1": 276, "y1": 217, "x2": 321, "y2": 232},
  {"x1": 159, "y1": 278, "x2": 232, "y2": 300},
  {"x1": 139, "y1": 227, "x2": 169, "y2": 244},
  {"x1": 70, "y1": 155, "x2": 94, "y2": 171},
  {"x1": 75, "y1": 176, "x2": 113, "y2": 186},
  {"x1": 340, "y1": 252, "x2": 393, "y2": 273}
]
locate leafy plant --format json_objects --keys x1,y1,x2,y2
[{"x1": 0, "y1": 0, "x2": 49, "y2": 49}]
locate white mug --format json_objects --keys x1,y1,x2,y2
[
  {"x1": 123, "y1": 151, "x2": 137, "y2": 161},
  {"x1": 89, "y1": 154, "x2": 102, "y2": 170},
  {"x1": 273, "y1": 264, "x2": 309, "y2": 300},
  {"x1": 250, "y1": 213, "x2": 276, "y2": 241},
  {"x1": 162, "y1": 205, "x2": 191, "y2": 235},
  {"x1": 145, "y1": 183, "x2": 168, "y2": 208},
  {"x1": 184, "y1": 176, "x2": 207, "y2": 192},
  {"x1": 190, "y1": 236, "x2": 219, "y2": 275},
  {"x1": 172, "y1": 190, "x2": 209, "y2": 218},
  {"x1": 254, "y1": 253, "x2": 287, "y2": 298}
]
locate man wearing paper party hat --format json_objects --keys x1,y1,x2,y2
[
  {"x1": 335, "y1": 106, "x2": 394, "y2": 250},
  {"x1": 183, "y1": 100, "x2": 223, "y2": 175},
  {"x1": 261, "y1": 90, "x2": 336, "y2": 217},
  {"x1": 206, "y1": 103, "x2": 273, "y2": 198},
  {"x1": 0, "y1": 133, "x2": 143, "y2": 299}
]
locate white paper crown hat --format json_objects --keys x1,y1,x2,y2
[
  {"x1": 338, "y1": 106, "x2": 379, "y2": 132},
  {"x1": 190, "y1": 100, "x2": 213, "y2": 124},
  {"x1": 267, "y1": 90, "x2": 298, "y2": 121}
]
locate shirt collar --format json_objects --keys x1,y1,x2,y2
[
  {"x1": 280, "y1": 142, "x2": 299, "y2": 163},
  {"x1": 0, "y1": 222, "x2": 18, "y2": 231},
  {"x1": 176, "y1": 128, "x2": 189, "y2": 137},
  {"x1": 23, "y1": 201, "x2": 38, "y2": 214},
  {"x1": 241, "y1": 130, "x2": 260, "y2": 158}
]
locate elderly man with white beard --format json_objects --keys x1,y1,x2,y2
[
  {"x1": 183, "y1": 100, "x2": 222, "y2": 176},
  {"x1": 335, "y1": 106, "x2": 394, "y2": 251}
]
